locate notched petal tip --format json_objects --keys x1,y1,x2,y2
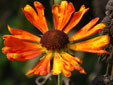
[
  {"x1": 23, "y1": 4, "x2": 31, "y2": 11},
  {"x1": 34, "y1": 1, "x2": 44, "y2": 9},
  {"x1": 79, "y1": 4, "x2": 87, "y2": 11}
]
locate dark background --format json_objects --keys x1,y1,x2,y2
[{"x1": 0, "y1": 0, "x2": 109, "y2": 85}]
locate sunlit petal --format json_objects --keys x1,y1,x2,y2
[
  {"x1": 7, "y1": 49, "x2": 44, "y2": 61},
  {"x1": 61, "y1": 51, "x2": 86, "y2": 74},
  {"x1": 63, "y1": 5, "x2": 89, "y2": 33},
  {"x1": 68, "y1": 35, "x2": 110, "y2": 53},
  {"x1": 52, "y1": 1, "x2": 75, "y2": 30},
  {"x1": 69, "y1": 18, "x2": 106, "y2": 41},
  {"x1": 23, "y1": 2, "x2": 48, "y2": 33},
  {"x1": 3, "y1": 36, "x2": 42, "y2": 53},
  {"x1": 7, "y1": 25, "x2": 40, "y2": 42},
  {"x1": 51, "y1": 52, "x2": 71, "y2": 77}
]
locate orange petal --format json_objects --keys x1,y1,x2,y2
[
  {"x1": 51, "y1": 52, "x2": 62, "y2": 75},
  {"x1": 2, "y1": 47, "x2": 11, "y2": 54},
  {"x1": 26, "y1": 52, "x2": 52, "y2": 75},
  {"x1": 62, "y1": 68, "x2": 71, "y2": 77},
  {"x1": 7, "y1": 49, "x2": 44, "y2": 61},
  {"x1": 52, "y1": 1, "x2": 75, "y2": 30},
  {"x1": 3, "y1": 36, "x2": 42, "y2": 53},
  {"x1": 69, "y1": 18, "x2": 106, "y2": 41},
  {"x1": 63, "y1": 5, "x2": 89, "y2": 33},
  {"x1": 51, "y1": 52, "x2": 72, "y2": 77},
  {"x1": 23, "y1": 2, "x2": 48, "y2": 33},
  {"x1": 68, "y1": 35, "x2": 110, "y2": 53},
  {"x1": 7, "y1": 25, "x2": 40, "y2": 42},
  {"x1": 34, "y1": 1, "x2": 44, "y2": 17},
  {"x1": 61, "y1": 51, "x2": 82, "y2": 64},
  {"x1": 61, "y1": 51, "x2": 86, "y2": 74}
]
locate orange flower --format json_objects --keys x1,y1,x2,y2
[{"x1": 2, "y1": 1, "x2": 110, "y2": 77}]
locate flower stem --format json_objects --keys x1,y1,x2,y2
[{"x1": 58, "y1": 73, "x2": 62, "y2": 85}]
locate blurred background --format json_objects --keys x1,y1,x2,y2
[{"x1": 0, "y1": 0, "x2": 109, "y2": 85}]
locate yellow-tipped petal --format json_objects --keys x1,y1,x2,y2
[
  {"x1": 52, "y1": 1, "x2": 75, "y2": 30},
  {"x1": 69, "y1": 20, "x2": 106, "y2": 41},
  {"x1": 63, "y1": 5, "x2": 89, "y2": 33},
  {"x1": 68, "y1": 35, "x2": 110, "y2": 53}
]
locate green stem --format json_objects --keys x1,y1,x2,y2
[{"x1": 58, "y1": 73, "x2": 62, "y2": 85}]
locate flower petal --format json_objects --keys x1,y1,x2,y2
[
  {"x1": 52, "y1": 1, "x2": 75, "y2": 30},
  {"x1": 63, "y1": 5, "x2": 89, "y2": 33},
  {"x1": 69, "y1": 18, "x2": 106, "y2": 41},
  {"x1": 3, "y1": 36, "x2": 42, "y2": 53},
  {"x1": 23, "y1": 2, "x2": 48, "y2": 33},
  {"x1": 51, "y1": 52, "x2": 71, "y2": 77},
  {"x1": 26, "y1": 52, "x2": 52, "y2": 75},
  {"x1": 61, "y1": 51, "x2": 86, "y2": 74},
  {"x1": 34, "y1": 1, "x2": 44, "y2": 17},
  {"x1": 6, "y1": 25, "x2": 40, "y2": 42},
  {"x1": 7, "y1": 49, "x2": 44, "y2": 61},
  {"x1": 68, "y1": 35, "x2": 110, "y2": 53}
]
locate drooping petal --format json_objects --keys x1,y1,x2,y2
[
  {"x1": 6, "y1": 25, "x2": 40, "y2": 42},
  {"x1": 52, "y1": 1, "x2": 75, "y2": 30},
  {"x1": 63, "y1": 5, "x2": 89, "y2": 33},
  {"x1": 3, "y1": 36, "x2": 42, "y2": 53},
  {"x1": 69, "y1": 18, "x2": 106, "y2": 41},
  {"x1": 68, "y1": 35, "x2": 110, "y2": 53},
  {"x1": 7, "y1": 49, "x2": 44, "y2": 61},
  {"x1": 26, "y1": 51, "x2": 52, "y2": 75},
  {"x1": 51, "y1": 52, "x2": 71, "y2": 77},
  {"x1": 23, "y1": 2, "x2": 48, "y2": 33},
  {"x1": 61, "y1": 51, "x2": 86, "y2": 74}
]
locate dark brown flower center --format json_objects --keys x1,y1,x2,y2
[{"x1": 40, "y1": 30, "x2": 69, "y2": 50}]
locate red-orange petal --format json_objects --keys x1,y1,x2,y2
[
  {"x1": 26, "y1": 52, "x2": 52, "y2": 75},
  {"x1": 68, "y1": 35, "x2": 110, "y2": 53},
  {"x1": 61, "y1": 51, "x2": 86, "y2": 74},
  {"x1": 63, "y1": 5, "x2": 89, "y2": 33},
  {"x1": 52, "y1": 1, "x2": 75, "y2": 30},
  {"x1": 34, "y1": 1, "x2": 44, "y2": 17},
  {"x1": 23, "y1": 2, "x2": 48, "y2": 33},
  {"x1": 69, "y1": 18, "x2": 106, "y2": 41},
  {"x1": 7, "y1": 49, "x2": 44, "y2": 61},
  {"x1": 7, "y1": 25, "x2": 40, "y2": 42},
  {"x1": 3, "y1": 36, "x2": 42, "y2": 53}
]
